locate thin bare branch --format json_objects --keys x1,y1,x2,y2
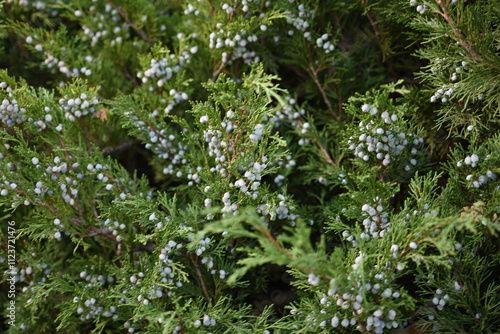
[
  {"x1": 105, "y1": 0, "x2": 150, "y2": 44},
  {"x1": 435, "y1": 0, "x2": 481, "y2": 61},
  {"x1": 189, "y1": 254, "x2": 212, "y2": 303}
]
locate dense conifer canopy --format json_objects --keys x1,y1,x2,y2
[{"x1": 1, "y1": 1, "x2": 499, "y2": 333}]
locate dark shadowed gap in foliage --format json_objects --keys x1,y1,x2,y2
[
  {"x1": 0, "y1": 33, "x2": 55, "y2": 89},
  {"x1": 247, "y1": 264, "x2": 298, "y2": 317},
  {"x1": 104, "y1": 141, "x2": 161, "y2": 189}
]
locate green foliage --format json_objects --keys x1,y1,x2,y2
[{"x1": 1, "y1": 0, "x2": 499, "y2": 333}]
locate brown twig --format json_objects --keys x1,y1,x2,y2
[
  {"x1": 297, "y1": 119, "x2": 337, "y2": 167},
  {"x1": 317, "y1": 140, "x2": 337, "y2": 168},
  {"x1": 308, "y1": 64, "x2": 339, "y2": 121},
  {"x1": 212, "y1": 61, "x2": 225, "y2": 81},
  {"x1": 102, "y1": 171, "x2": 124, "y2": 193},
  {"x1": 188, "y1": 254, "x2": 212, "y2": 302},
  {"x1": 103, "y1": 140, "x2": 136, "y2": 155},
  {"x1": 399, "y1": 224, "x2": 443, "y2": 258},
  {"x1": 34, "y1": 198, "x2": 59, "y2": 215},
  {"x1": 77, "y1": 226, "x2": 117, "y2": 242},
  {"x1": 144, "y1": 120, "x2": 164, "y2": 138},
  {"x1": 207, "y1": 0, "x2": 216, "y2": 16},
  {"x1": 361, "y1": 0, "x2": 385, "y2": 50},
  {"x1": 435, "y1": 0, "x2": 481, "y2": 61},
  {"x1": 105, "y1": 0, "x2": 150, "y2": 44},
  {"x1": 122, "y1": 67, "x2": 140, "y2": 88},
  {"x1": 256, "y1": 226, "x2": 293, "y2": 259}
]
